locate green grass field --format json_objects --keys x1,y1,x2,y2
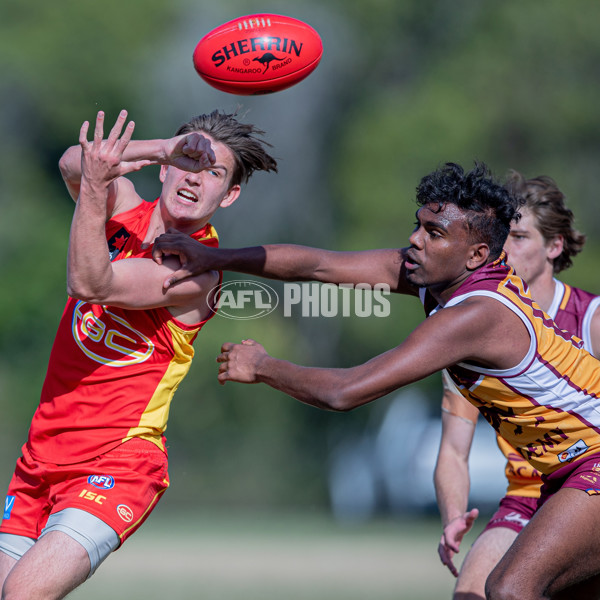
[{"x1": 70, "y1": 510, "x2": 486, "y2": 600}]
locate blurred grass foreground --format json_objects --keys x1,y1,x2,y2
[{"x1": 71, "y1": 508, "x2": 485, "y2": 600}]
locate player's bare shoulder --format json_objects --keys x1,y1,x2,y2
[
  {"x1": 588, "y1": 302, "x2": 600, "y2": 358},
  {"x1": 109, "y1": 177, "x2": 145, "y2": 217}
]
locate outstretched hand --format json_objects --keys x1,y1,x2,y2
[
  {"x1": 216, "y1": 339, "x2": 267, "y2": 385},
  {"x1": 438, "y1": 508, "x2": 479, "y2": 577},
  {"x1": 152, "y1": 228, "x2": 216, "y2": 288},
  {"x1": 79, "y1": 110, "x2": 151, "y2": 185}
]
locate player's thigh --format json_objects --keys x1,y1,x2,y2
[
  {"x1": 0, "y1": 551, "x2": 17, "y2": 591},
  {"x1": 487, "y1": 488, "x2": 600, "y2": 600},
  {"x1": 454, "y1": 527, "x2": 517, "y2": 600},
  {"x1": 2, "y1": 531, "x2": 89, "y2": 600}
]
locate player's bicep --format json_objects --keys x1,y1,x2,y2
[
  {"x1": 588, "y1": 305, "x2": 600, "y2": 358},
  {"x1": 336, "y1": 308, "x2": 486, "y2": 406},
  {"x1": 107, "y1": 257, "x2": 217, "y2": 310},
  {"x1": 441, "y1": 372, "x2": 479, "y2": 424}
]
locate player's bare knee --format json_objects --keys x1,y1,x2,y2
[{"x1": 485, "y1": 572, "x2": 528, "y2": 600}]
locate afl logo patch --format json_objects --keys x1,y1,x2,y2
[
  {"x1": 116, "y1": 504, "x2": 134, "y2": 523},
  {"x1": 88, "y1": 475, "x2": 115, "y2": 490}
]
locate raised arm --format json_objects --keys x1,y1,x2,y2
[
  {"x1": 59, "y1": 113, "x2": 216, "y2": 214},
  {"x1": 67, "y1": 111, "x2": 217, "y2": 320},
  {"x1": 434, "y1": 371, "x2": 480, "y2": 577},
  {"x1": 153, "y1": 229, "x2": 416, "y2": 294}
]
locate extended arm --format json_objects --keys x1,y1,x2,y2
[
  {"x1": 153, "y1": 229, "x2": 415, "y2": 294},
  {"x1": 215, "y1": 296, "x2": 529, "y2": 410},
  {"x1": 59, "y1": 114, "x2": 216, "y2": 213},
  {"x1": 434, "y1": 372, "x2": 480, "y2": 576}
]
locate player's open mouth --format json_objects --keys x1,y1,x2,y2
[
  {"x1": 177, "y1": 189, "x2": 198, "y2": 203},
  {"x1": 405, "y1": 250, "x2": 420, "y2": 269}
]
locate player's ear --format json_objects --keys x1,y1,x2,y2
[
  {"x1": 466, "y1": 243, "x2": 490, "y2": 270},
  {"x1": 159, "y1": 164, "x2": 169, "y2": 183},
  {"x1": 219, "y1": 184, "x2": 241, "y2": 208},
  {"x1": 547, "y1": 235, "x2": 564, "y2": 261}
]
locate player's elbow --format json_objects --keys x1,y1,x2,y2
[
  {"x1": 66, "y1": 282, "x2": 96, "y2": 303},
  {"x1": 319, "y1": 385, "x2": 368, "y2": 412},
  {"x1": 59, "y1": 146, "x2": 80, "y2": 181},
  {"x1": 66, "y1": 276, "x2": 109, "y2": 304}
]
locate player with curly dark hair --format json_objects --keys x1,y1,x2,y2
[
  {"x1": 435, "y1": 170, "x2": 600, "y2": 600},
  {"x1": 153, "y1": 161, "x2": 600, "y2": 599}
]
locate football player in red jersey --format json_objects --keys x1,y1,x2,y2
[
  {"x1": 0, "y1": 110, "x2": 277, "y2": 599},
  {"x1": 434, "y1": 171, "x2": 600, "y2": 600}
]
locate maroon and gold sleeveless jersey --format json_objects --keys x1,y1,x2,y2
[
  {"x1": 427, "y1": 254, "x2": 600, "y2": 477},
  {"x1": 27, "y1": 200, "x2": 219, "y2": 464},
  {"x1": 499, "y1": 280, "x2": 600, "y2": 496}
]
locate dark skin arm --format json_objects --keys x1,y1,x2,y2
[
  {"x1": 215, "y1": 296, "x2": 531, "y2": 410},
  {"x1": 152, "y1": 229, "x2": 415, "y2": 295}
]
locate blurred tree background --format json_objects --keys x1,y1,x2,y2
[{"x1": 1, "y1": 0, "x2": 600, "y2": 513}]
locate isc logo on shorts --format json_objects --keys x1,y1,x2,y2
[{"x1": 88, "y1": 475, "x2": 115, "y2": 490}]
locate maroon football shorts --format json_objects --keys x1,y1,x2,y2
[{"x1": 482, "y1": 494, "x2": 539, "y2": 534}]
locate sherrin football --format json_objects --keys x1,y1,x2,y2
[{"x1": 193, "y1": 14, "x2": 323, "y2": 95}]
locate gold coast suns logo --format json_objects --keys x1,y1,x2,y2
[{"x1": 72, "y1": 300, "x2": 154, "y2": 366}]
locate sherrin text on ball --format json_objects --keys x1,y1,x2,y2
[{"x1": 193, "y1": 14, "x2": 323, "y2": 95}]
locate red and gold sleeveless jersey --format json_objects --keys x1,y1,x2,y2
[
  {"x1": 499, "y1": 280, "x2": 600, "y2": 496},
  {"x1": 429, "y1": 254, "x2": 600, "y2": 477},
  {"x1": 27, "y1": 200, "x2": 219, "y2": 464}
]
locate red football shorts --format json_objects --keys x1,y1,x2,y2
[{"x1": 1, "y1": 438, "x2": 169, "y2": 545}]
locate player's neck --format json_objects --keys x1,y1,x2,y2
[
  {"x1": 528, "y1": 273, "x2": 557, "y2": 313},
  {"x1": 142, "y1": 204, "x2": 208, "y2": 246}
]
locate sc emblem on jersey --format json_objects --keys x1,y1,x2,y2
[{"x1": 71, "y1": 300, "x2": 155, "y2": 367}]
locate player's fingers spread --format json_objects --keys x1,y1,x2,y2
[
  {"x1": 117, "y1": 121, "x2": 136, "y2": 153},
  {"x1": 93, "y1": 111, "x2": 105, "y2": 144},
  {"x1": 107, "y1": 110, "x2": 127, "y2": 146},
  {"x1": 79, "y1": 121, "x2": 90, "y2": 148}
]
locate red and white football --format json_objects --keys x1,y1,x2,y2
[{"x1": 193, "y1": 14, "x2": 323, "y2": 95}]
